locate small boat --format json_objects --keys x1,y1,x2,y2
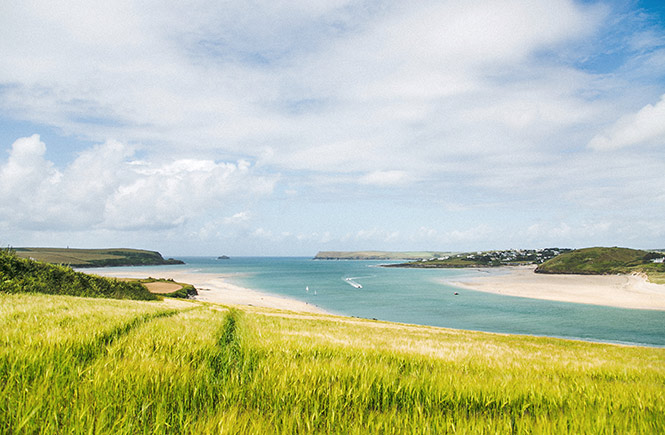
[
  {"x1": 306, "y1": 286, "x2": 309, "y2": 292},
  {"x1": 344, "y1": 278, "x2": 363, "y2": 289}
]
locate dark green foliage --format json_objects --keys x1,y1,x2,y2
[
  {"x1": 136, "y1": 277, "x2": 198, "y2": 298},
  {"x1": 0, "y1": 249, "x2": 157, "y2": 300},
  {"x1": 166, "y1": 284, "x2": 197, "y2": 298},
  {"x1": 536, "y1": 247, "x2": 665, "y2": 275}
]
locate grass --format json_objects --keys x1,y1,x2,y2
[
  {"x1": 648, "y1": 272, "x2": 665, "y2": 285},
  {"x1": 0, "y1": 249, "x2": 157, "y2": 300},
  {"x1": 536, "y1": 247, "x2": 665, "y2": 275},
  {"x1": 12, "y1": 247, "x2": 183, "y2": 267},
  {"x1": 2, "y1": 292, "x2": 664, "y2": 434}
]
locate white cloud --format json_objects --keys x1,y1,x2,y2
[
  {"x1": 0, "y1": 134, "x2": 55, "y2": 197},
  {"x1": 589, "y1": 94, "x2": 665, "y2": 150},
  {"x1": 359, "y1": 170, "x2": 410, "y2": 186},
  {"x1": 446, "y1": 225, "x2": 492, "y2": 243},
  {"x1": 0, "y1": 135, "x2": 276, "y2": 231},
  {"x1": 224, "y1": 211, "x2": 251, "y2": 225},
  {"x1": 0, "y1": 0, "x2": 609, "y2": 176},
  {"x1": 1, "y1": 2, "x2": 664, "y2": 254}
]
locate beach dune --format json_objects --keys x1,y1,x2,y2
[{"x1": 449, "y1": 266, "x2": 665, "y2": 310}]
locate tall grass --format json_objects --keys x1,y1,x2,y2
[{"x1": 2, "y1": 293, "x2": 664, "y2": 433}]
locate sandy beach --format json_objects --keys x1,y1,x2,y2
[
  {"x1": 449, "y1": 266, "x2": 665, "y2": 310},
  {"x1": 86, "y1": 268, "x2": 329, "y2": 314}
]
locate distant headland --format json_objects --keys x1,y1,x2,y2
[
  {"x1": 12, "y1": 247, "x2": 184, "y2": 268},
  {"x1": 316, "y1": 247, "x2": 665, "y2": 281},
  {"x1": 314, "y1": 251, "x2": 453, "y2": 260}
]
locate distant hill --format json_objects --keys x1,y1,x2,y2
[
  {"x1": 0, "y1": 249, "x2": 157, "y2": 300},
  {"x1": 535, "y1": 247, "x2": 665, "y2": 275},
  {"x1": 386, "y1": 248, "x2": 571, "y2": 268},
  {"x1": 13, "y1": 247, "x2": 184, "y2": 268},
  {"x1": 314, "y1": 251, "x2": 453, "y2": 260}
]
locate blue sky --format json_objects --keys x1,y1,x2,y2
[{"x1": 1, "y1": 0, "x2": 664, "y2": 256}]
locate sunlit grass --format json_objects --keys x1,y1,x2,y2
[
  {"x1": 648, "y1": 271, "x2": 665, "y2": 285},
  {"x1": 2, "y1": 293, "x2": 664, "y2": 434}
]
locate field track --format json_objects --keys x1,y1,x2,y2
[{"x1": 2, "y1": 293, "x2": 664, "y2": 434}]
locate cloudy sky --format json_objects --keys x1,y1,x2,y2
[{"x1": 1, "y1": 0, "x2": 664, "y2": 256}]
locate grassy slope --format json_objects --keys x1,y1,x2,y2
[
  {"x1": 2, "y1": 293, "x2": 664, "y2": 434},
  {"x1": 649, "y1": 272, "x2": 665, "y2": 285},
  {"x1": 13, "y1": 247, "x2": 183, "y2": 267},
  {"x1": 536, "y1": 247, "x2": 665, "y2": 275},
  {"x1": 0, "y1": 250, "x2": 157, "y2": 300},
  {"x1": 385, "y1": 248, "x2": 572, "y2": 268}
]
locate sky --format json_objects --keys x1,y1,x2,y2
[{"x1": 1, "y1": 0, "x2": 664, "y2": 256}]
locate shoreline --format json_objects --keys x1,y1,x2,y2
[
  {"x1": 83, "y1": 267, "x2": 330, "y2": 314},
  {"x1": 448, "y1": 266, "x2": 665, "y2": 311}
]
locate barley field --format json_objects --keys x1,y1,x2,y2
[{"x1": 1, "y1": 293, "x2": 664, "y2": 434}]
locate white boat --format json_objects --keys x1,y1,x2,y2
[{"x1": 344, "y1": 278, "x2": 363, "y2": 289}]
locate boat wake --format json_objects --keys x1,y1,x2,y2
[{"x1": 344, "y1": 277, "x2": 363, "y2": 289}]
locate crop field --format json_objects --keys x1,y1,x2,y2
[
  {"x1": 2, "y1": 293, "x2": 664, "y2": 434},
  {"x1": 12, "y1": 247, "x2": 183, "y2": 267}
]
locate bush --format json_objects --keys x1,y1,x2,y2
[{"x1": 0, "y1": 249, "x2": 157, "y2": 300}]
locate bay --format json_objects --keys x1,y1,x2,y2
[{"x1": 135, "y1": 256, "x2": 665, "y2": 347}]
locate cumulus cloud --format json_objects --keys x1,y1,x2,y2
[
  {"x1": 0, "y1": 135, "x2": 276, "y2": 231},
  {"x1": 1, "y1": 2, "x2": 665, "y2": 253},
  {"x1": 588, "y1": 94, "x2": 665, "y2": 150},
  {"x1": 0, "y1": 0, "x2": 609, "y2": 176}
]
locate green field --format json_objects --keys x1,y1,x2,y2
[
  {"x1": 13, "y1": 247, "x2": 184, "y2": 267},
  {"x1": 536, "y1": 247, "x2": 665, "y2": 278},
  {"x1": 2, "y1": 292, "x2": 664, "y2": 434}
]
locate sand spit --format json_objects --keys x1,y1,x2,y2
[
  {"x1": 448, "y1": 266, "x2": 665, "y2": 310},
  {"x1": 85, "y1": 268, "x2": 329, "y2": 314}
]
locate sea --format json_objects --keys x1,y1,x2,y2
[{"x1": 128, "y1": 257, "x2": 665, "y2": 347}]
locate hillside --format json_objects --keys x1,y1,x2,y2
[
  {"x1": 535, "y1": 247, "x2": 665, "y2": 275},
  {"x1": 314, "y1": 251, "x2": 452, "y2": 260},
  {"x1": 0, "y1": 249, "x2": 157, "y2": 300},
  {"x1": 386, "y1": 248, "x2": 572, "y2": 268},
  {"x1": 2, "y1": 292, "x2": 663, "y2": 433},
  {"x1": 13, "y1": 247, "x2": 184, "y2": 267}
]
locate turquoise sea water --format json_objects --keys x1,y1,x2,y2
[{"x1": 126, "y1": 257, "x2": 665, "y2": 347}]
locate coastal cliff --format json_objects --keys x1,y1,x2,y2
[{"x1": 13, "y1": 247, "x2": 184, "y2": 268}]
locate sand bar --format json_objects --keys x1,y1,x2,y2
[
  {"x1": 84, "y1": 267, "x2": 329, "y2": 314},
  {"x1": 448, "y1": 266, "x2": 665, "y2": 310}
]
